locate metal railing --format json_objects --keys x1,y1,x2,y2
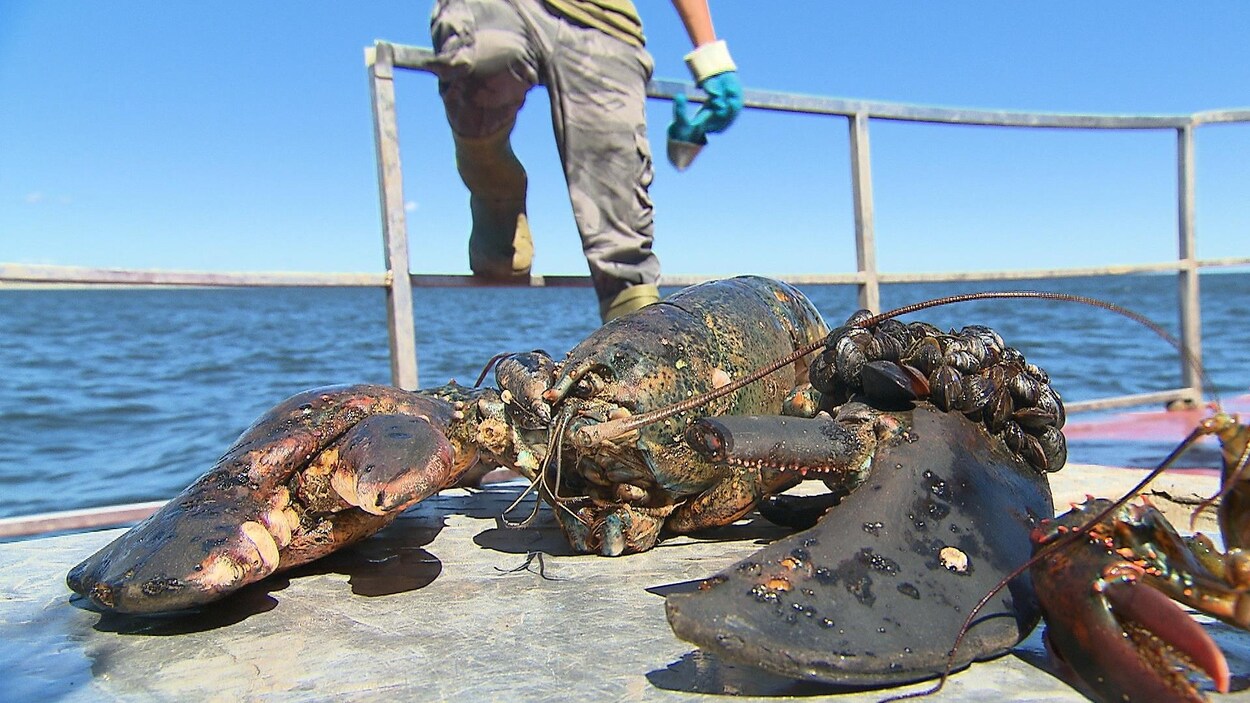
[
  {"x1": 6, "y1": 41, "x2": 1250, "y2": 403},
  {"x1": 365, "y1": 41, "x2": 1250, "y2": 409},
  {"x1": 3, "y1": 40, "x2": 1248, "y2": 539}
]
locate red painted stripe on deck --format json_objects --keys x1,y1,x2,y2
[{"x1": 1063, "y1": 393, "x2": 1250, "y2": 442}]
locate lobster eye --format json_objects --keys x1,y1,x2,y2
[
  {"x1": 685, "y1": 419, "x2": 731, "y2": 461},
  {"x1": 572, "y1": 370, "x2": 609, "y2": 398}
]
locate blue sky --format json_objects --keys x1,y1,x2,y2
[{"x1": 2, "y1": 2, "x2": 1247, "y2": 278}]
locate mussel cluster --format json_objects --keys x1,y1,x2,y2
[{"x1": 809, "y1": 311, "x2": 1067, "y2": 473}]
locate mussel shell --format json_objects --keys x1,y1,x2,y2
[
  {"x1": 959, "y1": 324, "x2": 1005, "y2": 357},
  {"x1": 868, "y1": 331, "x2": 907, "y2": 363},
  {"x1": 986, "y1": 385, "x2": 1015, "y2": 433},
  {"x1": 944, "y1": 350, "x2": 982, "y2": 375},
  {"x1": 1017, "y1": 431, "x2": 1048, "y2": 472},
  {"x1": 903, "y1": 337, "x2": 944, "y2": 377},
  {"x1": 861, "y1": 361, "x2": 930, "y2": 408},
  {"x1": 929, "y1": 365, "x2": 962, "y2": 412},
  {"x1": 945, "y1": 336, "x2": 988, "y2": 368},
  {"x1": 906, "y1": 321, "x2": 943, "y2": 338},
  {"x1": 867, "y1": 320, "x2": 913, "y2": 362},
  {"x1": 1002, "y1": 419, "x2": 1027, "y2": 454},
  {"x1": 1013, "y1": 403, "x2": 1058, "y2": 429},
  {"x1": 1040, "y1": 386, "x2": 1065, "y2": 430},
  {"x1": 1007, "y1": 371, "x2": 1041, "y2": 407},
  {"x1": 808, "y1": 343, "x2": 839, "y2": 396},
  {"x1": 1034, "y1": 425, "x2": 1067, "y2": 472},
  {"x1": 833, "y1": 328, "x2": 873, "y2": 389},
  {"x1": 844, "y1": 309, "x2": 875, "y2": 326},
  {"x1": 956, "y1": 374, "x2": 994, "y2": 415}
]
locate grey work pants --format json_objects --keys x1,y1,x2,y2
[{"x1": 429, "y1": 0, "x2": 659, "y2": 305}]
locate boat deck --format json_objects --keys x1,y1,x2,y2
[{"x1": 4, "y1": 462, "x2": 1250, "y2": 701}]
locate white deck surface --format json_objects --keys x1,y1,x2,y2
[{"x1": 3, "y1": 467, "x2": 1249, "y2": 702}]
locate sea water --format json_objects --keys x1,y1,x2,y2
[{"x1": 1, "y1": 273, "x2": 1247, "y2": 521}]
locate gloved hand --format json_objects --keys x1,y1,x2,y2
[
  {"x1": 667, "y1": 72, "x2": 743, "y2": 145},
  {"x1": 692, "y1": 71, "x2": 743, "y2": 134},
  {"x1": 667, "y1": 93, "x2": 707, "y2": 145},
  {"x1": 670, "y1": 40, "x2": 744, "y2": 143},
  {"x1": 666, "y1": 40, "x2": 742, "y2": 170}
]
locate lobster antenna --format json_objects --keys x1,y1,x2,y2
[
  {"x1": 577, "y1": 289, "x2": 1216, "y2": 447},
  {"x1": 499, "y1": 468, "x2": 546, "y2": 528},
  {"x1": 473, "y1": 352, "x2": 511, "y2": 388},
  {"x1": 501, "y1": 412, "x2": 588, "y2": 528},
  {"x1": 572, "y1": 339, "x2": 822, "y2": 447}
]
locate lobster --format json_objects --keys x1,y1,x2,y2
[
  {"x1": 66, "y1": 382, "x2": 504, "y2": 613},
  {"x1": 68, "y1": 274, "x2": 1242, "y2": 700},
  {"x1": 67, "y1": 276, "x2": 833, "y2": 612},
  {"x1": 1024, "y1": 410, "x2": 1250, "y2": 702},
  {"x1": 614, "y1": 305, "x2": 1070, "y2": 686},
  {"x1": 623, "y1": 289, "x2": 1250, "y2": 700}
]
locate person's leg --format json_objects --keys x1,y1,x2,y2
[
  {"x1": 429, "y1": 0, "x2": 539, "y2": 279},
  {"x1": 540, "y1": 18, "x2": 661, "y2": 321}
]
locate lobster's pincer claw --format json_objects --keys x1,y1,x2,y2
[{"x1": 1032, "y1": 501, "x2": 1233, "y2": 702}]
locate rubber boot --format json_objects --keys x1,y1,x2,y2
[
  {"x1": 600, "y1": 283, "x2": 660, "y2": 323},
  {"x1": 454, "y1": 123, "x2": 534, "y2": 280}
]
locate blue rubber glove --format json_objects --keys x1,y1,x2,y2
[
  {"x1": 667, "y1": 93, "x2": 708, "y2": 145},
  {"x1": 667, "y1": 71, "x2": 744, "y2": 145},
  {"x1": 693, "y1": 71, "x2": 744, "y2": 135}
]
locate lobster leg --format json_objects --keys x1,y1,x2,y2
[
  {"x1": 554, "y1": 411, "x2": 876, "y2": 555},
  {"x1": 67, "y1": 384, "x2": 469, "y2": 614},
  {"x1": 1212, "y1": 415, "x2": 1250, "y2": 550}
]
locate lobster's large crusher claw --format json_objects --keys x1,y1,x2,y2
[
  {"x1": 67, "y1": 385, "x2": 467, "y2": 615},
  {"x1": 666, "y1": 404, "x2": 1053, "y2": 686}
]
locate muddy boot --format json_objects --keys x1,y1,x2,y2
[
  {"x1": 600, "y1": 283, "x2": 660, "y2": 323},
  {"x1": 454, "y1": 122, "x2": 534, "y2": 280}
]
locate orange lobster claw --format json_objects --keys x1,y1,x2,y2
[{"x1": 1032, "y1": 500, "x2": 1233, "y2": 702}]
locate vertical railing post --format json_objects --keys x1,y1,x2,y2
[
  {"x1": 367, "y1": 41, "x2": 419, "y2": 390},
  {"x1": 848, "y1": 112, "x2": 880, "y2": 313},
  {"x1": 1176, "y1": 123, "x2": 1203, "y2": 405}
]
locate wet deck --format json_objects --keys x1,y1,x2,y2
[{"x1": 3, "y1": 467, "x2": 1250, "y2": 702}]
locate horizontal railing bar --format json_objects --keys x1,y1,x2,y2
[
  {"x1": 878, "y1": 260, "x2": 1195, "y2": 283},
  {"x1": 1065, "y1": 388, "x2": 1195, "y2": 414},
  {"x1": 409, "y1": 273, "x2": 598, "y2": 287},
  {"x1": 652, "y1": 80, "x2": 1202, "y2": 130},
  {"x1": 377, "y1": 42, "x2": 1249, "y2": 131},
  {"x1": 6, "y1": 257, "x2": 1246, "y2": 290},
  {"x1": 0, "y1": 501, "x2": 164, "y2": 539},
  {"x1": 1191, "y1": 109, "x2": 1250, "y2": 125},
  {"x1": 662, "y1": 272, "x2": 868, "y2": 287},
  {"x1": 0, "y1": 264, "x2": 388, "y2": 288},
  {"x1": 386, "y1": 43, "x2": 437, "y2": 69}
]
